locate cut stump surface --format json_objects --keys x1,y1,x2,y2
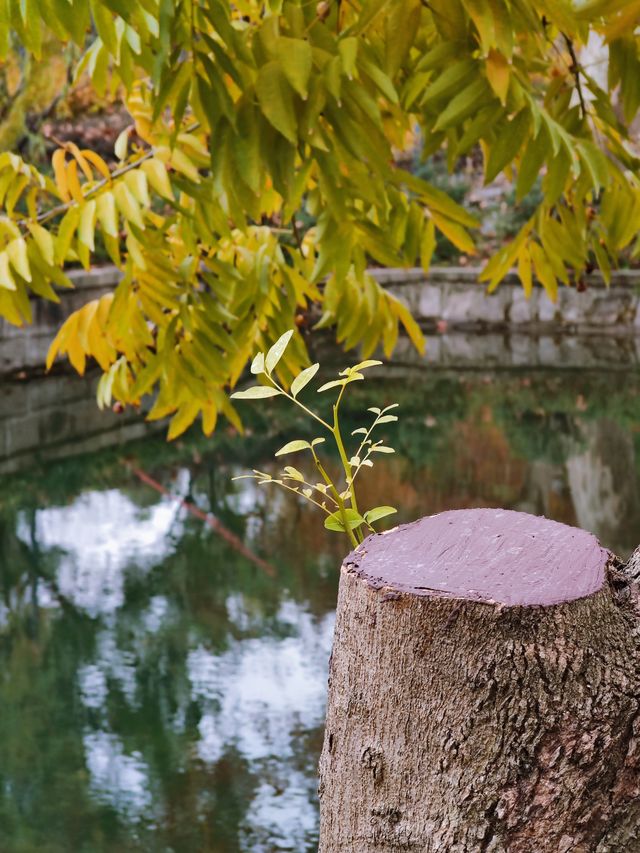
[{"x1": 346, "y1": 507, "x2": 608, "y2": 606}]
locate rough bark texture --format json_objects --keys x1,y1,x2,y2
[{"x1": 318, "y1": 510, "x2": 640, "y2": 852}]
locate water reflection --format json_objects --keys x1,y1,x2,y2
[{"x1": 0, "y1": 364, "x2": 639, "y2": 850}]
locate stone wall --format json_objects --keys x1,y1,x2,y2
[
  {"x1": 376, "y1": 267, "x2": 640, "y2": 334},
  {"x1": 1, "y1": 265, "x2": 640, "y2": 376},
  {"x1": 0, "y1": 267, "x2": 121, "y2": 375},
  {"x1": 0, "y1": 370, "x2": 157, "y2": 477}
]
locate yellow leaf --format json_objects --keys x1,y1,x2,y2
[
  {"x1": 96, "y1": 192, "x2": 119, "y2": 237},
  {"x1": 77, "y1": 299, "x2": 99, "y2": 350},
  {"x1": 486, "y1": 48, "x2": 509, "y2": 105},
  {"x1": 78, "y1": 199, "x2": 97, "y2": 250},
  {"x1": 66, "y1": 159, "x2": 84, "y2": 203},
  {"x1": 202, "y1": 401, "x2": 218, "y2": 436},
  {"x1": 124, "y1": 170, "x2": 150, "y2": 207},
  {"x1": 28, "y1": 223, "x2": 55, "y2": 265},
  {"x1": 114, "y1": 182, "x2": 145, "y2": 229},
  {"x1": 389, "y1": 294, "x2": 426, "y2": 354},
  {"x1": 169, "y1": 148, "x2": 201, "y2": 183},
  {"x1": 81, "y1": 149, "x2": 112, "y2": 181},
  {"x1": 115, "y1": 128, "x2": 130, "y2": 161},
  {"x1": 420, "y1": 218, "x2": 436, "y2": 273},
  {"x1": 0, "y1": 251, "x2": 17, "y2": 291},
  {"x1": 168, "y1": 400, "x2": 200, "y2": 440},
  {"x1": 66, "y1": 142, "x2": 94, "y2": 182},
  {"x1": 141, "y1": 158, "x2": 173, "y2": 198},
  {"x1": 52, "y1": 149, "x2": 70, "y2": 201},
  {"x1": 7, "y1": 238, "x2": 31, "y2": 282},
  {"x1": 46, "y1": 312, "x2": 76, "y2": 371},
  {"x1": 431, "y1": 212, "x2": 476, "y2": 254},
  {"x1": 530, "y1": 241, "x2": 557, "y2": 302},
  {"x1": 54, "y1": 207, "x2": 81, "y2": 264}
]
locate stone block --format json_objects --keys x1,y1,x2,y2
[{"x1": 510, "y1": 289, "x2": 538, "y2": 324}]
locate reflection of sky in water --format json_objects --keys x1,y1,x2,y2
[
  {"x1": 83, "y1": 731, "x2": 155, "y2": 822},
  {"x1": 23, "y1": 484, "x2": 334, "y2": 845},
  {"x1": 75, "y1": 593, "x2": 333, "y2": 842},
  {"x1": 8, "y1": 472, "x2": 334, "y2": 853},
  {"x1": 16, "y1": 489, "x2": 182, "y2": 616},
  {"x1": 188, "y1": 601, "x2": 334, "y2": 847}
]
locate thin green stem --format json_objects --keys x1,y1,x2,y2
[
  {"x1": 269, "y1": 479, "x2": 333, "y2": 514},
  {"x1": 269, "y1": 376, "x2": 333, "y2": 432},
  {"x1": 332, "y1": 385, "x2": 364, "y2": 543},
  {"x1": 311, "y1": 447, "x2": 358, "y2": 549}
]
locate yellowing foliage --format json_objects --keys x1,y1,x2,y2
[{"x1": 0, "y1": 0, "x2": 639, "y2": 435}]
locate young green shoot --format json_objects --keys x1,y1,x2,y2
[{"x1": 230, "y1": 330, "x2": 398, "y2": 548}]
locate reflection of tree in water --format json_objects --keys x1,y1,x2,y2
[
  {"x1": 0, "y1": 368, "x2": 639, "y2": 850},
  {"x1": 565, "y1": 418, "x2": 640, "y2": 558},
  {"x1": 0, "y1": 485, "x2": 333, "y2": 851}
]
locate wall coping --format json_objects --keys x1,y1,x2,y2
[{"x1": 64, "y1": 264, "x2": 640, "y2": 292}]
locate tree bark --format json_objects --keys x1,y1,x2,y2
[{"x1": 318, "y1": 509, "x2": 640, "y2": 852}]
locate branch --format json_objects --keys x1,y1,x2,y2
[
  {"x1": 562, "y1": 33, "x2": 588, "y2": 121},
  {"x1": 20, "y1": 120, "x2": 201, "y2": 230}
]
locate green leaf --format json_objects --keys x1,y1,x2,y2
[
  {"x1": 433, "y1": 77, "x2": 492, "y2": 132},
  {"x1": 338, "y1": 36, "x2": 358, "y2": 79},
  {"x1": 275, "y1": 439, "x2": 311, "y2": 455},
  {"x1": 291, "y1": 362, "x2": 319, "y2": 396},
  {"x1": 516, "y1": 131, "x2": 548, "y2": 201},
  {"x1": 324, "y1": 508, "x2": 366, "y2": 532},
  {"x1": 265, "y1": 329, "x2": 294, "y2": 373},
  {"x1": 231, "y1": 386, "x2": 281, "y2": 400},
  {"x1": 364, "y1": 505, "x2": 397, "y2": 524},
  {"x1": 370, "y1": 445, "x2": 395, "y2": 453},
  {"x1": 278, "y1": 37, "x2": 312, "y2": 99},
  {"x1": 256, "y1": 61, "x2": 298, "y2": 144},
  {"x1": 485, "y1": 109, "x2": 530, "y2": 183}
]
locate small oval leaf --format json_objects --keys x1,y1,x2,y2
[
  {"x1": 251, "y1": 352, "x2": 266, "y2": 374},
  {"x1": 275, "y1": 439, "x2": 311, "y2": 456},
  {"x1": 283, "y1": 466, "x2": 305, "y2": 481},
  {"x1": 265, "y1": 329, "x2": 294, "y2": 374},
  {"x1": 291, "y1": 362, "x2": 319, "y2": 397},
  {"x1": 231, "y1": 386, "x2": 281, "y2": 400},
  {"x1": 364, "y1": 506, "x2": 397, "y2": 524},
  {"x1": 324, "y1": 508, "x2": 366, "y2": 532},
  {"x1": 317, "y1": 379, "x2": 347, "y2": 393},
  {"x1": 351, "y1": 359, "x2": 382, "y2": 371}
]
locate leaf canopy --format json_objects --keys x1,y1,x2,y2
[{"x1": 1, "y1": 0, "x2": 639, "y2": 435}]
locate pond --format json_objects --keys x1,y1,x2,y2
[{"x1": 1, "y1": 350, "x2": 639, "y2": 851}]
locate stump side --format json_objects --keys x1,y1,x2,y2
[{"x1": 345, "y1": 508, "x2": 608, "y2": 606}]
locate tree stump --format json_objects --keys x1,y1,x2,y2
[{"x1": 318, "y1": 509, "x2": 640, "y2": 852}]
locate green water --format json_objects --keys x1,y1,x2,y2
[{"x1": 1, "y1": 366, "x2": 639, "y2": 851}]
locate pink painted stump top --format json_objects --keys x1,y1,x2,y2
[{"x1": 345, "y1": 508, "x2": 610, "y2": 606}]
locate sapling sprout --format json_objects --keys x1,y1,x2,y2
[{"x1": 231, "y1": 330, "x2": 398, "y2": 548}]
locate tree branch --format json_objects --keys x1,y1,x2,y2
[{"x1": 562, "y1": 33, "x2": 588, "y2": 121}]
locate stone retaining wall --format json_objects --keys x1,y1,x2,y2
[
  {"x1": 1, "y1": 265, "x2": 639, "y2": 375},
  {"x1": 378, "y1": 267, "x2": 640, "y2": 334},
  {"x1": 0, "y1": 267, "x2": 121, "y2": 375},
  {"x1": 0, "y1": 370, "x2": 157, "y2": 477}
]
